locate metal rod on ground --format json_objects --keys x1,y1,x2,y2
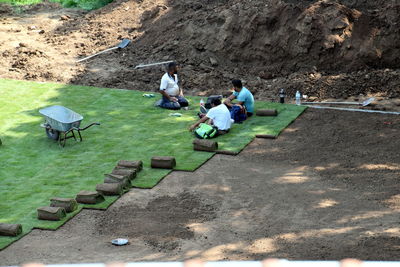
[
  {"x1": 76, "y1": 39, "x2": 130, "y2": 63},
  {"x1": 302, "y1": 98, "x2": 375, "y2": 107},
  {"x1": 305, "y1": 105, "x2": 400, "y2": 115},
  {"x1": 77, "y1": 47, "x2": 118, "y2": 63},
  {"x1": 303, "y1": 102, "x2": 360, "y2": 105},
  {"x1": 134, "y1": 61, "x2": 175, "y2": 69}
]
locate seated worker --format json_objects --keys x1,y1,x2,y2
[
  {"x1": 159, "y1": 62, "x2": 189, "y2": 110},
  {"x1": 189, "y1": 98, "x2": 232, "y2": 136},
  {"x1": 224, "y1": 79, "x2": 254, "y2": 117}
]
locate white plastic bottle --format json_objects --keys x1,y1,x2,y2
[
  {"x1": 295, "y1": 91, "x2": 301, "y2": 105},
  {"x1": 200, "y1": 98, "x2": 205, "y2": 106}
]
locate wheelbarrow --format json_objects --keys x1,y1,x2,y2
[{"x1": 39, "y1": 105, "x2": 100, "y2": 147}]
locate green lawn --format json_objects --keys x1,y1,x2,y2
[
  {"x1": 0, "y1": 78, "x2": 306, "y2": 249},
  {"x1": 0, "y1": 0, "x2": 112, "y2": 10}
]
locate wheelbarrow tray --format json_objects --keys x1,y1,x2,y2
[{"x1": 39, "y1": 105, "x2": 83, "y2": 132}]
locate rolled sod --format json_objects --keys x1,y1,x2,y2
[
  {"x1": 37, "y1": 206, "x2": 66, "y2": 221},
  {"x1": 256, "y1": 109, "x2": 278, "y2": 116},
  {"x1": 216, "y1": 150, "x2": 239, "y2": 156},
  {"x1": 193, "y1": 139, "x2": 218, "y2": 152},
  {"x1": 111, "y1": 167, "x2": 137, "y2": 180},
  {"x1": 50, "y1": 197, "x2": 78, "y2": 213},
  {"x1": 117, "y1": 160, "x2": 143, "y2": 171},
  {"x1": 76, "y1": 190, "x2": 105, "y2": 204},
  {"x1": 107, "y1": 171, "x2": 131, "y2": 181},
  {"x1": 96, "y1": 183, "x2": 123, "y2": 196},
  {"x1": 255, "y1": 134, "x2": 277, "y2": 139},
  {"x1": 104, "y1": 174, "x2": 131, "y2": 189},
  {"x1": 0, "y1": 223, "x2": 22, "y2": 237},
  {"x1": 151, "y1": 156, "x2": 176, "y2": 169}
]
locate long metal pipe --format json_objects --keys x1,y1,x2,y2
[{"x1": 305, "y1": 105, "x2": 400, "y2": 115}]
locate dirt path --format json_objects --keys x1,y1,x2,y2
[{"x1": 0, "y1": 109, "x2": 399, "y2": 264}]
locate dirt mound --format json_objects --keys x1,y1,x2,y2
[
  {"x1": 2, "y1": 44, "x2": 53, "y2": 80},
  {"x1": 0, "y1": 3, "x2": 13, "y2": 15},
  {"x1": 96, "y1": 191, "x2": 218, "y2": 251},
  {"x1": 70, "y1": 0, "x2": 400, "y2": 99},
  {"x1": 0, "y1": 0, "x2": 399, "y2": 100}
]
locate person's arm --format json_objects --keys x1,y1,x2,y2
[
  {"x1": 160, "y1": 90, "x2": 177, "y2": 102},
  {"x1": 223, "y1": 94, "x2": 236, "y2": 108},
  {"x1": 160, "y1": 76, "x2": 178, "y2": 102},
  {"x1": 235, "y1": 101, "x2": 245, "y2": 110},
  {"x1": 235, "y1": 93, "x2": 246, "y2": 110},
  {"x1": 177, "y1": 75, "x2": 184, "y2": 97},
  {"x1": 189, "y1": 116, "x2": 209, "y2": 131}
]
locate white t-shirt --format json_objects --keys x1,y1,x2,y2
[
  {"x1": 160, "y1": 73, "x2": 179, "y2": 96},
  {"x1": 206, "y1": 104, "x2": 232, "y2": 131}
]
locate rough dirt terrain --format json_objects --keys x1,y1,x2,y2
[
  {"x1": 0, "y1": 0, "x2": 399, "y2": 105},
  {"x1": 0, "y1": 109, "x2": 399, "y2": 264}
]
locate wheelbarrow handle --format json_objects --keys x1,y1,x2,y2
[{"x1": 78, "y1": 122, "x2": 100, "y2": 131}]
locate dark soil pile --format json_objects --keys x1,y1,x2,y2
[{"x1": 1, "y1": 0, "x2": 399, "y2": 100}]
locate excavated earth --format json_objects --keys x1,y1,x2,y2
[{"x1": 0, "y1": 0, "x2": 399, "y2": 107}]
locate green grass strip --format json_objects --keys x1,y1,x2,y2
[
  {"x1": 0, "y1": 0, "x2": 113, "y2": 10},
  {"x1": 0, "y1": 78, "x2": 306, "y2": 249}
]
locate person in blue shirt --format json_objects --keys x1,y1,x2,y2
[{"x1": 224, "y1": 79, "x2": 254, "y2": 117}]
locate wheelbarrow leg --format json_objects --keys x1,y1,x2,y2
[
  {"x1": 77, "y1": 130, "x2": 83, "y2": 142},
  {"x1": 60, "y1": 132, "x2": 66, "y2": 147},
  {"x1": 71, "y1": 130, "x2": 77, "y2": 141},
  {"x1": 58, "y1": 132, "x2": 62, "y2": 147}
]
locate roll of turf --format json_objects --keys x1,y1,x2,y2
[
  {"x1": 256, "y1": 109, "x2": 278, "y2": 116},
  {"x1": 0, "y1": 223, "x2": 22, "y2": 236},
  {"x1": 193, "y1": 139, "x2": 218, "y2": 152},
  {"x1": 151, "y1": 156, "x2": 176, "y2": 169}
]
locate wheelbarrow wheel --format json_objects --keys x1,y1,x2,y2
[{"x1": 45, "y1": 128, "x2": 60, "y2": 140}]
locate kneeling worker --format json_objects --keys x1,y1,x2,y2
[
  {"x1": 189, "y1": 98, "x2": 232, "y2": 136},
  {"x1": 159, "y1": 62, "x2": 189, "y2": 110},
  {"x1": 224, "y1": 79, "x2": 254, "y2": 117}
]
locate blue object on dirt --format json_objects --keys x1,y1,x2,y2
[{"x1": 117, "y1": 39, "x2": 130, "y2": 49}]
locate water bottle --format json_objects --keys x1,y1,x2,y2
[
  {"x1": 295, "y1": 91, "x2": 301, "y2": 105},
  {"x1": 279, "y1": 88, "x2": 286, "y2": 104},
  {"x1": 200, "y1": 98, "x2": 205, "y2": 106}
]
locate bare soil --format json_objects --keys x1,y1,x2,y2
[
  {"x1": 0, "y1": 0, "x2": 399, "y2": 106},
  {"x1": 0, "y1": 109, "x2": 399, "y2": 264}
]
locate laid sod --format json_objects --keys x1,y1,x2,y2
[
  {"x1": 0, "y1": 0, "x2": 113, "y2": 10},
  {"x1": 0, "y1": 78, "x2": 306, "y2": 249}
]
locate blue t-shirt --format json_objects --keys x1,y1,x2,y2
[{"x1": 233, "y1": 87, "x2": 254, "y2": 113}]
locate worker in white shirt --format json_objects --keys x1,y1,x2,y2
[
  {"x1": 159, "y1": 62, "x2": 189, "y2": 110},
  {"x1": 189, "y1": 98, "x2": 232, "y2": 136}
]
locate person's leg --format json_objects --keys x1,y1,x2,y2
[
  {"x1": 247, "y1": 112, "x2": 253, "y2": 117},
  {"x1": 217, "y1": 129, "x2": 229, "y2": 136},
  {"x1": 160, "y1": 96, "x2": 181, "y2": 110},
  {"x1": 177, "y1": 96, "x2": 189, "y2": 107}
]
